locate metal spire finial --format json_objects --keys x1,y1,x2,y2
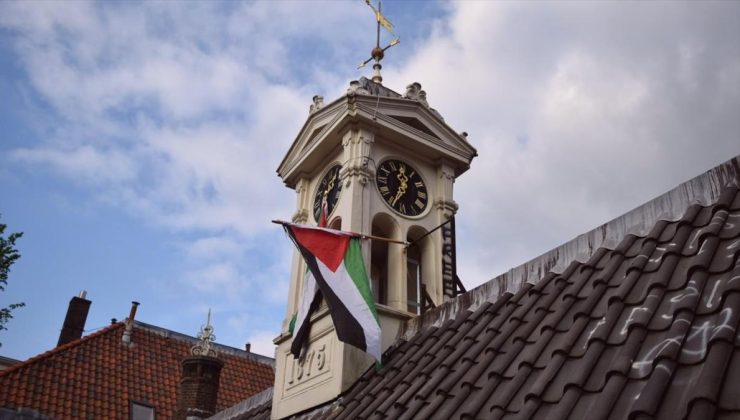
[
  {"x1": 358, "y1": 0, "x2": 400, "y2": 84},
  {"x1": 191, "y1": 308, "x2": 217, "y2": 357}
]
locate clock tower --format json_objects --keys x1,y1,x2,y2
[{"x1": 272, "y1": 78, "x2": 476, "y2": 418}]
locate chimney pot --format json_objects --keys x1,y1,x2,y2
[
  {"x1": 57, "y1": 294, "x2": 92, "y2": 347},
  {"x1": 122, "y1": 301, "x2": 140, "y2": 346},
  {"x1": 128, "y1": 301, "x2": 140, "y2": 321},
  {"x1": 245, "y1": 342, "x2": 251, "y2": 353}
]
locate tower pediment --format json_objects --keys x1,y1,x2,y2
[{"x1": 277, "y1": 79, "x2": 477, "y2": 188}]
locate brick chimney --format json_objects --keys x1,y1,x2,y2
[
  {"x1": 174, "y1": 356, "x2": 224, "y2": 419},
  {"x1": 57, "y1": 291, "x2": 91, "y2": 347},
  {"x1": 174, "y1": 309, "x2": 223, "y2": 419}
]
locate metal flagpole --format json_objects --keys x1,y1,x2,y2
[{"x1": 272, "y1": 220, "x2": 409, "y2": 246}]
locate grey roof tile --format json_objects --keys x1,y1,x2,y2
[{"x1": 322, "y1": 186, "x2": 740, "y2": 420}]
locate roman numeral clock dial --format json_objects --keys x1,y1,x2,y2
[
  {"x1": 313, "y1": 164, "x2": 342, "y2": 222},
  {"x1": 376, "y1": 159, "x2": 428, "y2": 216}
]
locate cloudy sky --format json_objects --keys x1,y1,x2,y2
[{"x1": 1, "y1": 1, "x2": 738, "y2": 360}]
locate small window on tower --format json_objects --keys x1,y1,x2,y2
[
  {"x1": 131, "y1": 401, "x2": 155, "y2": 420},
  {"x1": 371, "y1": 223, "x2": 388, "y2": 305},
  {"x1": 406, "y1": 243, "x2": 422, "y2": 314}
]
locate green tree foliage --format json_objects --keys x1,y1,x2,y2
[{"x1": 0, "y1": 217, "x2": 24, "y2": 342}]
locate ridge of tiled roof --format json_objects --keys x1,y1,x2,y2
[
  {"x1": 0, "y1": 321, "x2": 125, "y2": 378},
  {"x1": 492, "y1": 155, "x2": 740, "y2": 291},
  {"x1": 133, "y1": 321, "x2": 275, "y2": 366},
  {"x1": 0, "y1": 354, "x2": 21, "y2": 368},
  {"x1": 332, "y1": 182, "x2": 740, "y2": 419},
  {"x1": 398, "y1": 155, "x2": 740, "y2": 342},
  {"x1": 0, "y1": 320, "x2": 274, "y2": 380},
  {"x1": 0, "y1": 319, "x2": 275, "y2": 419}
]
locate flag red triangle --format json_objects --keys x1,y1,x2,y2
[{"x1": 289, "y1": 226, "x2": 350, "y2": 272}]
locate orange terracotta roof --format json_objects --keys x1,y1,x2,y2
[{"x1": 0, "y1": 321, "x2": 274, "y2": 419}]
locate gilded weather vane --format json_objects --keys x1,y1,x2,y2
[{"x1": 358, "y1": 0, "x2": 400, "y2": 84}]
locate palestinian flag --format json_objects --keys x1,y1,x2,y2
[{"x1": 284, "y1": 223, "x2": 381, "y2": 361}]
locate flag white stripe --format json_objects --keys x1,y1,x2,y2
[
  {"x1": 294, "y1": 269, "x2": 318, "y2": 337},
  {"x1": 316, "y1": 257, "x2": 381, "y2": 360}
]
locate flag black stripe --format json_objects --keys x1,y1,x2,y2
[{"x1": 290, "y1": 288, "x2": 322, "y2": 358}]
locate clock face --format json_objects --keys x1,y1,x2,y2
[
  {"x1": 313, "y1": 164, "x2": 342, "y2": 222},
  {"x1": 376, "y1": 159, "x2": 428, "y2": 217}
]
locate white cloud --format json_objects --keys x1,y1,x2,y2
[
  {"x1": 225, "y1": 312, "x2": 278, "y2": 358},
  {"x1": 184, "y1": 261, "x2": 247, "y2": 296},
  {"x1": 0, "y1": 1, "x2": 335, "y2": 239},
  {"x1": 12, "y1": 145, "x2": 136, "y2": 184},
  {"x1": 387, "y1": 2, "x2": 740, "y2": 286},
  {"x1": 244, "y1": 330, "x2": 278, "y2": 358},
  {"x1": 184, "y1": 236, "x2": 243, "y2": 261}
]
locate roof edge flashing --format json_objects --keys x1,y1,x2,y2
[
  {"x1": 398, "y1": 154, "x2": 740, "y2": 341},
  {"x1": 133, "y1": 320, "x2": 276, "y2": 367},
  {"x1": 209, "y1": 387, "x2": 274, "y2": 420}
]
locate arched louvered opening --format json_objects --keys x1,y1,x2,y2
[
  {"x1": 407, "y1": 225, "x2": 433, "y2": 314},
  {"x1": 371, "y1": 213, "x2": 400, "y2": 306}
]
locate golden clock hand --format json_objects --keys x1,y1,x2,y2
[
  {"x1": 397, "y1": 165, "x2": 408, "y2": 184},
  {"x1": 390, "y1": 188, "x2": 404, "y2": 206},
  {"x1": 324, "y1": 171, "x2": 337, "y2": 199},
  {"x1": 390, "y1": 167, "x2": 409, "y2": 206}
]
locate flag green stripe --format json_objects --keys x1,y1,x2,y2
[
  {"x1": 289, "y1": 313, "x2": 297, "y2": 334},
  {"x1": 344, "y1": 239, "x2": 380, "y2": 324}
]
